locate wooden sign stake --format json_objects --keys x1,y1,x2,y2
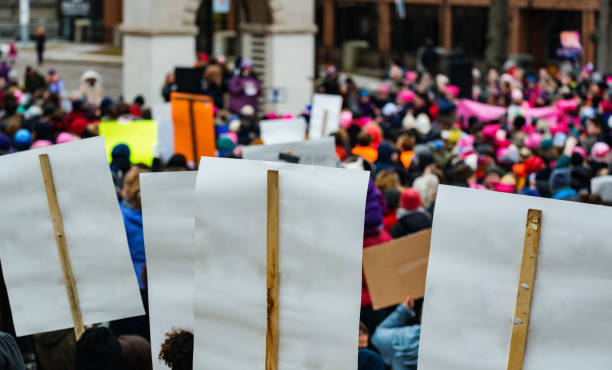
[
  {"x1": 39, "y1": 154, "x2": 85, "y2": 339},
  {"x1": 266, "y1": 170, "x2": 280, "y2": 370},
  {"x1": 321, "y1": 109, "x2": 329, "y2": 137},
  {"x1": 507, "y1": 209, "x2": 542, "y2": 370},
  {"x1": 188, "y1": 100, "x2": 198, "y2": 167}
]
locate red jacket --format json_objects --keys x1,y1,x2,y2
[{"x1": 361, "y1": 229, "x2": 392, "y2": 306}]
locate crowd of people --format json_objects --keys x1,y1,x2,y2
[{"x1": 0, "y1": 40, "x2": 611, "y2": 369}]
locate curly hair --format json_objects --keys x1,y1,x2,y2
[{"x1": 159, "y1": 329, "x2": 194, "y2": 370}]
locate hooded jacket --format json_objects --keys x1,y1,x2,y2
[
  {"x1": 390, "y1": 208, "x2": 432, "y2": 239},
  {"x1": 0, "y1": 332, "x2": 25, "y2": 370},
  {"x1": 371, "y1": 304, "x2": 420, "y2": 370}
]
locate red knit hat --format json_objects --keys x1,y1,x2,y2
[{"x1": 400, "y1": 188, "x2": 421, "y2": 210}]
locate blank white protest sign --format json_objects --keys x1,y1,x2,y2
[
  {"x1": 0, "y1": 137, "x2": 144, "y2": 336},
  {"x1": 260, "y1": 118, "x2": 307, "y2": 145},
  {"x1": 419, "y1": 185, "x2": 612, "y2": 370},
  {"x1": 308, "y1": 94, "x2": 342, "y2": 139},
  {"x1": 193, "y1": 158, "x2": 369, "y2": 369},
  {"x1": 141, "y1": 171, "x2": 196, "y2": 370},
  {"x1": 242, "y1": 137, "x2": 338, "y2": 167}
]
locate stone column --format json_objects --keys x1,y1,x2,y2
[
  {"x1": 121, "y1": 0, "x2": 197, "y2": 106},
  {"x1": 240, "y1": 0, "x2": 316, "y2": 115}
]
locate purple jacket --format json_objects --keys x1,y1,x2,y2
[
  {"x1": 229, "y1": 74, "x2": 261, "y2": 114},
  {"x1": 364, "y1": 178, "x2": 386, "y2": 236}
]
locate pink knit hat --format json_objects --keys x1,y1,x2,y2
[
  {"x1": 591, "y1": 142, "x2": 611, "y2": 162},
  {"x1": 56, "y1": 132, "x2": 77, "y2": 144},
  {"x1": 340, "y1": 111, "x2": 353, "y2": 128},
  {"x1": 397, "y1": 90, "x2": 415, "y2": 104},
  {"x1": 30, "y1": 140, "x2": 52, "y2": 149}
]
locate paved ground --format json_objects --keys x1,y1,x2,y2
[{"x1": 13, "y1": 42, "x2": 124, "y2": 100}]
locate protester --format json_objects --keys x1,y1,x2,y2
[
  {"x1": 159, "y1": 329, "x2": 193, "y2": 370},
  {"x1": 46, "y1": 70, "x2": 65, "y2": 96},
  {"x1": 7, "y1": 41, "x2": 17, "y2": 65},
  {"x1": 371, "y1": 296, "x2": 421, "y2": 370},
  {"x1": 0, "y1": 332, "x2": 24, "y2": 370},
  {"x1": 35, "y1": 27, "x2": 46, "y2": 65},
  {"x1": 33, "y1": 330, "x2": 75, "y2": 370},
  {"x1": 229, "y1": 60, "x2": 261, "y2": 114},
  {"x1": 161, "y1": 72, "x2": 178, "y2": 102},
  {"x1": 390, "y1": 188, "x2": 432, "y2": 238},
  {"x1": 24, "y1": 67, "x2": 46, "y2": 94},
  {"x1": 361, "y1": 178, "x2": 392, "y2": 333},
  {"x1": 118, "y1": 335, "x2": 153, "y2": 370},
  {"x1": 79, "y1": 70, "x2": 104, "y2": 106},
  {"x1": 75, "y1": 327, "x2": 124, "y2": 370}
]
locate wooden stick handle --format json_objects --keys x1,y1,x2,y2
[
  {"x1": 507, "y1": 209, "x2": 542, "y2": 370},
  {"x1": 39, "y1": 154, "x2": 85, "y2": 340},
  {"x1": 321, "y1": 109, "x2": 329, "y2": 137},
  {"x1": 266, "y1": 170, "x2": 279, "y2": 370}
]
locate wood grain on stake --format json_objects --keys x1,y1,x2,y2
[
  {"x1": 321, "y1": 110, "x2": 328, "y2": 137},
  {"x1": 39, "y1": 154, "x2": 85, "y2": 339},
  {"x1": 507, "y1": 209, "x2": 542, "y2": 370},
  {"x1": 266, "y1": 170, "x2": 279, "y2": 370}
]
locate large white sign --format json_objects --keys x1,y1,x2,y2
[
  {"x1": 193, "y1": 158, "x2": 369, "y2": 369},
  {"x1": 141, "y1": 172, "x2": 196, "y2": 370},
  {"x1": 419, "y1": 185, "x2": 612, "y2": 370},
  {"x1": 0, "y1": 137, "x2": 144, "y2": 336}
]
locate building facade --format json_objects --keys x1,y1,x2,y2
[{"x1": 317, "y1": 0, "x2": 599, "y2": 70}]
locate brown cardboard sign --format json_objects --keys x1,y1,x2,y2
[{"x1": 363, "y1": 228, "x2": 432, "y2": 310}]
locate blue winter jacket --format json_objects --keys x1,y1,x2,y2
[
  {"x1": 371, "y1": 304, "x2": 421, "y2": 370},
  {"x1": 120, "y1": 201, "x2": 146, "y2": 289}
]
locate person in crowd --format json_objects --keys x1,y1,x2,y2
[
  {"x1": 0, "y1": 331, "x2": 24, "y2": 370},
  {"x1": 361, "y1": 178, "x2": 392, "y2": 333},
  {"x1": 161, "y1": 72, "x2": 178, "y2": 102},
  {"x1": 358, "y1": 348, "x2": 386, "y2": 370},
  {"x1": 130, "y1": 96, "x2": 145, "y2": 118},
  {"x1": 383, "y1": 188, "x2": 401, "y2": 232},
  {"x1": 7, "y1": 41, "x2": 17, "y2": 65},
  {"x1": 75, "y1": 327, "x2": 124, "y2": 370},
  {"x1": 24, "y1": 66, "x2": 46, "y2": 94},
  {"x1": 371, "y1": 296, "x2": 421, "y2": 370},
  {"x1": 34, "y1": 329, "x2": 75, "y2": 370},
  {"x1": 120, "y1": 165, "x2": 151, "y2": 289},
  {"x1": 390, "y1": 188, "x2": 432, "y2": 239},
  {"x1": 79, "y1": 70, "x2": 104, "y2": 106},
  {"x1": 35, "y1": 27, "x2": 46, "y2": 65},
  {"x1": 352, "y1": 132, "x2": 379, "y2": 164},
  {"x1": 229, "y1": 60, "x2": 261, "y2": 114},
  {"x1": 159, "y1": 329, "x2": 193, "y2": 370},
  {"x1": 46, "y1": 70, "x2": 65, "y2": 96},
  {"x1": 112, "y1": 165, "x2": 151, "y2": 340},
  {"x1": 118, "y1": 335, "x2": 153, "y2": 370}
]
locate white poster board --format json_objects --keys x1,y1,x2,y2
[
  {"x1": 193, "y1": 158, "x2": 369, "y2": 369},
  {"x1": 242, "y1": 138, "x2": 337, "y2": 167},
  {"x1": 152, "y1": 103, "x2": 175, "y2": 162},
  {"x1": 0, "y1": 137, "x2": 144, "y2": 336},
  {"x1": 259, "y1": 118, "x2": 306, "y2": 145},
  {"x1": 308, "y1": 94, "x2": 342, "y2": 139},
  {"x1": 419, "y1": 185, "x2": 612, "y2": 370},
  {"x1": 141, "y1": 171, "x2": 196, "y2": 370}
]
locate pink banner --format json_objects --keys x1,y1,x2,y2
[
  {"x1": 456, "y1": 99, "x2": 507, "y2": 126},
  {"x1": 457, "y1": 99, "x2": 559, "y2": 127}
]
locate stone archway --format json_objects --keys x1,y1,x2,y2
[{"x1": 122, "y1": 0, "x2": 316, "y2": 113}]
